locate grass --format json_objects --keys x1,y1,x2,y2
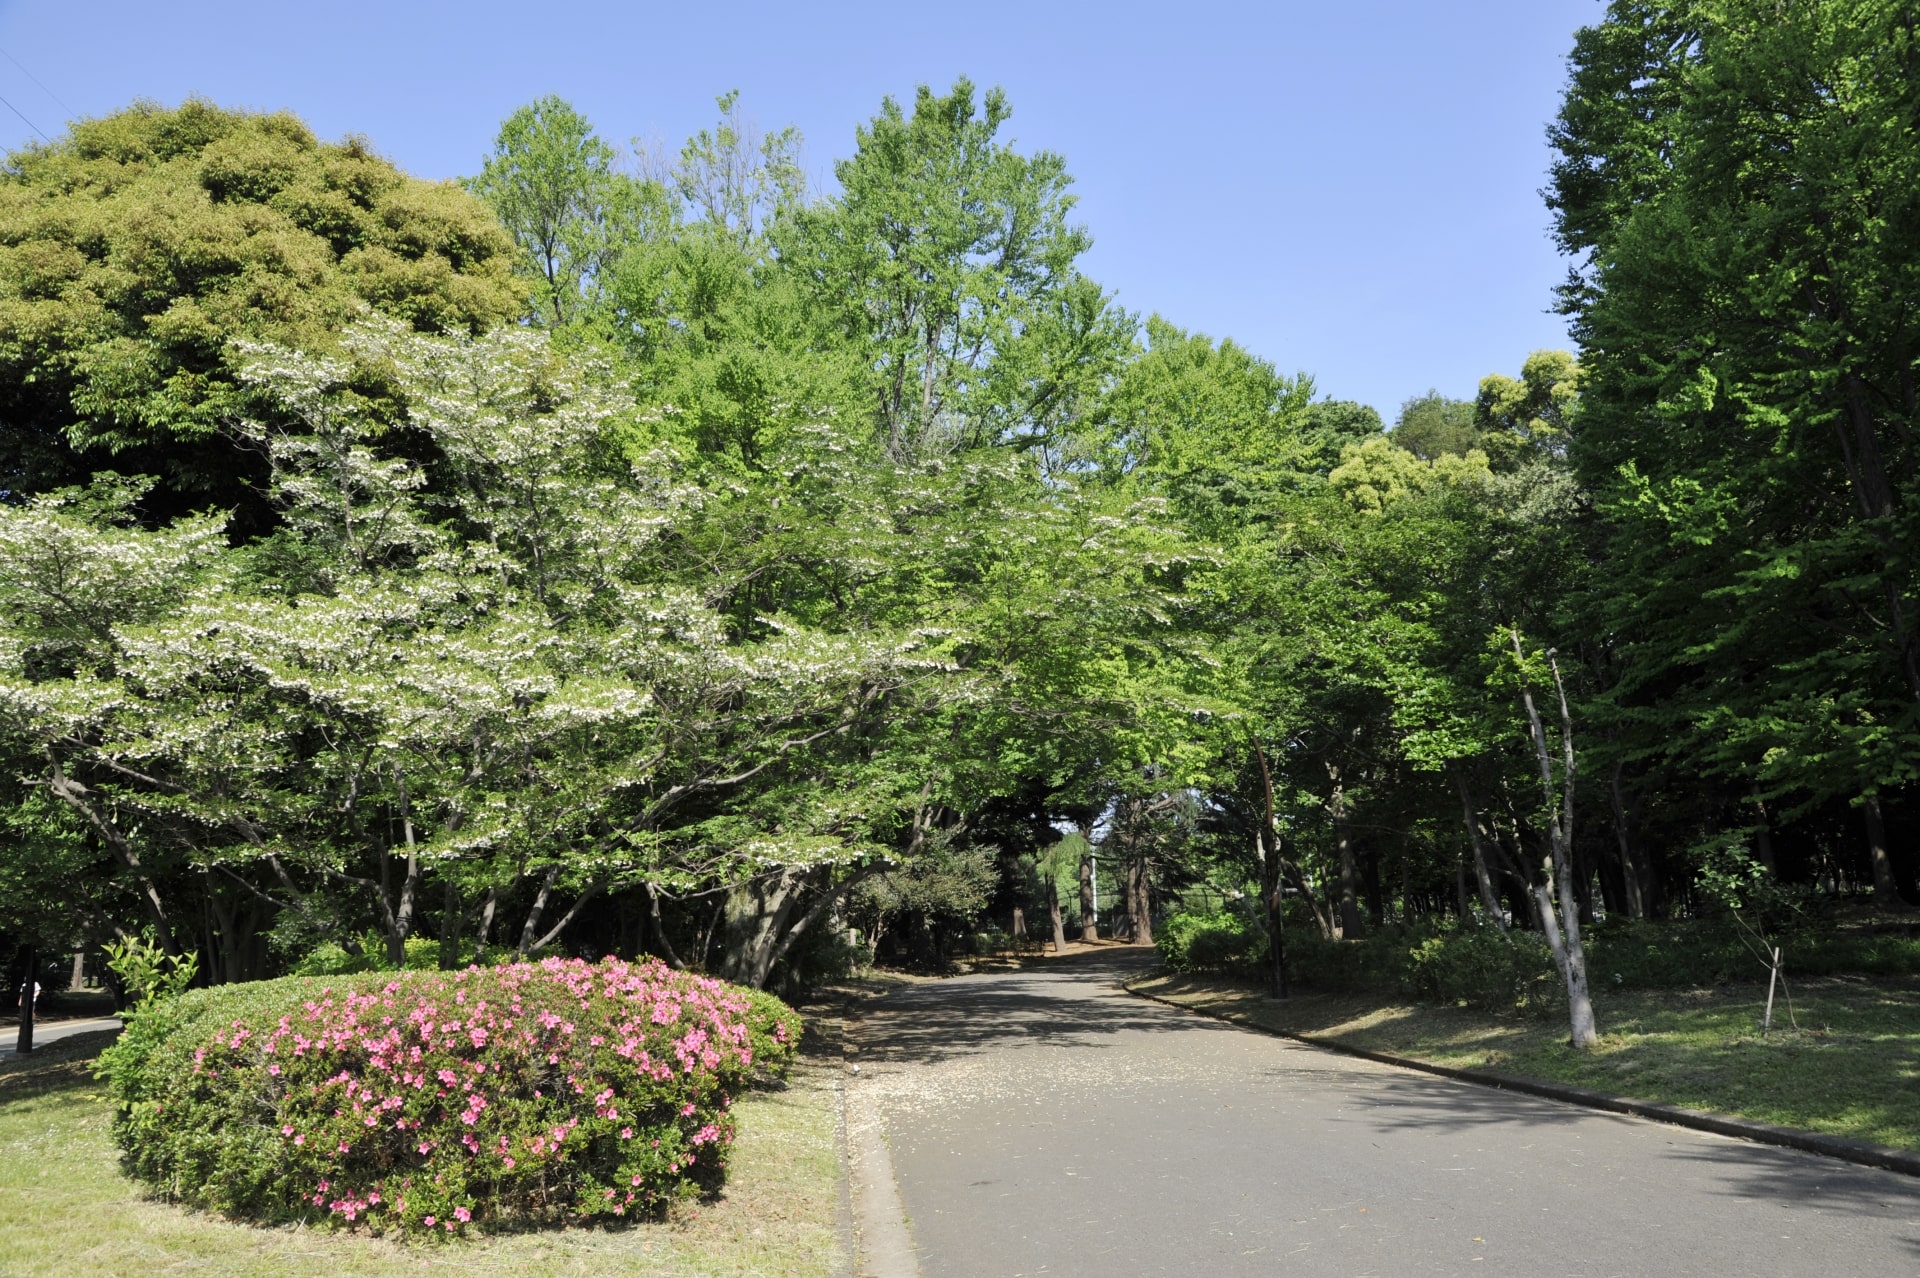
[
  {"x1": 0, "y1": 1017, "x2": 848, "y2": 1277},
  {"x1": 1130, "y1": 971, "x2": 1920, "y2": 1152}
]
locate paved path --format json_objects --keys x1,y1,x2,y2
[
  {"x1": 851, "y1": 952, "x2": 1920, "y2": 1277},
  {"x1": 0, "y1": 1016, "x2": 121, "y2": 1057}
]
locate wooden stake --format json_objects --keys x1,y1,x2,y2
[{"x1": 1763, "y1": 947, "x2": 1781, "y2": 1035}]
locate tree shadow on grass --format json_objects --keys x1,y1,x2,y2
[{"x1": 0, "y1": 1027, "x2": 119, "y2": 1103}]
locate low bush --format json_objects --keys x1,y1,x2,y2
[
  {"x1": 1285, "y1": 925, "x2": 1421, "y2": 993},
  {"x1": 1156, "y1": 909, "x2": 1268, "y2": 975},
  {"x1": 1406, "y1": 926, "x2": 1560, "y2": 1012},
  {"x1": 94, "y1": 957, "x2": 801, "y2": 1235},
  {"x1": 739, "y1": 985, "x2": 804, "y2": 1086}
]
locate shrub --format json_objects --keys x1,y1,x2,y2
[
  {"x1": 94, "y1": 957, "x2": 801, "y2": 1234},
  {"x1": 1157, "y1": 909, "x2": 1268, "y2": 975},
  {"x1": 1406, "y1": 927, "x2": 1560, "y2": 1012},
  {"x1": 739, "y1": 985, "x2": 804, "y2": 1086},
  {"x1": 289, "y1": 935, "x2": 473, "y2": 976}
]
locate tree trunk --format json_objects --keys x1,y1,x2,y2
[
  {"x1": 1127, "y1": 857, "x2": 1154, "y2": 946},
  {"x1": 45, "y1": 772, "x2": 180, "y2": 957},
  {"x1": 439, "y1": 878, "x2": 463, "y2": 970},
  {"x1": 1751, "y1": 786, "x2": 1777, "y2": 875},
  {"x1": 1512, "y1": 630, "x2": 1598, "y2": 1049},
  {"x1": 1607, "y1": 764, "x2": 1647, "y2": 919},
  {"x1": 719, "y1": 867, "x2": 811, "y2": 988},
  {"x1": 1255, "y1": 739, "x2": 1291, "y2": 998},
  {"x1": 15, "y1": 945, "x2": 34, "y2": 1055},
  {"x1": 1326, "y1": 765, "x2": 1363, "y2": 939},
  {"x1": 1863, "y1": 794, "x2": 1903, "y2": 904},
  {"x1": 1078, "y1": 849, "x2": 1098, "y2": 942},
  {"x1": 474, "y1": 887, "x2": 497, "y2": 962},
  {"x1": 386, "y1": 771, "x2": 422, "y2": 966},
  {"x1": 1453, "y1": 767, "x2": 1507, "y2": 929},
  {"x1": 516, "y1": 866, "x2": 561, "y2": 959},
  {"x1": 1047, "y1": 877, "x2": 1066, "y2": 952},
  {"x1": 644, "y1": 882, "x2": 686, "y2": 968}
]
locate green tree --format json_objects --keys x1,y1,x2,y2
[
  {"x1": 467, "y1": 95, "x2": 672, "y2": 328},
  {"x1": 777, "y1": 78, "x2": 1126, "y2": 459},
  {"x1": 1391, "y1": 391, "x2": 1480, "y2": 461},
  {"x1": 1550, "y1": 0, "x2": 1920, "y2": 901},
  {"x1": 0, "y1": 100, "x2": 521, "y2": 521}
]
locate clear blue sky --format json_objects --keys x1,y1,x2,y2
[{"x1": 0, "y1": 0, "x2": 1600, "y2": 419}]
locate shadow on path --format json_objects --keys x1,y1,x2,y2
[{"x1": 853, "y1": 951, "x2": 1215, "y2": 1068}]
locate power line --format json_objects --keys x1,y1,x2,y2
[
  {"x1": 0, "y1": 90, "x2": 48, "y2": 143},
  {"x1": 0, "y1": 47, "x2": 70, "y2": 117}
]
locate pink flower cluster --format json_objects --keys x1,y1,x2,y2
[{"x1": 184, "y1": 957, "x2": 761, "y2": 1233}]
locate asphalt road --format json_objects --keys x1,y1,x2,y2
[
  {"x1": 851, "y1": 951, "x2": 1920, "y2": 1277},
  {"x1": 0, "y1": 1015, "x2": 120, "y2": 1057}
]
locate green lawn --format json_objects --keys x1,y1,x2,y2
[
  {"x1": 0, "y1": 1025, "x2": 847, "y2": 1277},
  {"x1": 1130, "y1": 971, "x2": 1920, "y2": 1152}
]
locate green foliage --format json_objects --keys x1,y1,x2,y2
[
  {"x1": 1155, "y1": 908, "x2": 1267, "y2": 975},
  {"x1": 467, "y1": 96, "x2": 673, "y2": 328},
  {"x1": 1551, "y1": 0, "x2": 1920, "y2": 833},
  {"x1": 102, "y1": 934, "x2": 199, "y2": 1010},
  {"x1": 287, "y1": 936, "x2": 493, "y2": 977},
  {"x1": 0, "y1": 99, "x2": 520, "y2": 515},
  {"x1": 738, "y1": 985, "x2": 804, "y2": 1086},
  {"x1": 776, "y1": 77, "x2": 1123, "y2": 458},
  {"x1": 1391, "y1": 391, "x2": 1480, "y2": 461},
  {"x1": 1406, "y1": 927, "x2": 1560, "y2": 1012},
  {"x1": 93, "y1": 959, "x2": 798, "y2": 1233}
]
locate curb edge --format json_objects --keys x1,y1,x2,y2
[{"x1": 1124, "y1": 981, "x2": 1920, "y2": 1179}]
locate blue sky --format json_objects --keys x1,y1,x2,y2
[{"x1": 0, "y1": 0, "x2": 1600, "y2": 419}]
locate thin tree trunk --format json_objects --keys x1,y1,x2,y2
[
  {"x1": 1453, "y1": 766, "x2": 1507, "y2": 929},
  {"x1": 1863, "y1": 794, "x2": 1902, "y2": 903},
  {"x1": 439, "y1": 879, "x2": 463, "y2": 970},
  {"x1": 474, "y1": 887, "x2": 497, "y2": 961},
  {"x1": 516, "y1": 866, "x2": 561, "y2": 959},
  {"x1": 1047, "y1": 877, "x2": 1066, "y2": 952},
  {"x1": 388, "y1": 768, "x2": 421, "y2": 966},
  {"x1": 45, "y1": 772, "x2": 180, "y2": 957},
  {"x1": 758, "y1": 863, "x2": 886, "y2": 985},
  {"x1": 1078, "y1": 849, "x2": 1098, "y2": 942},
  {"x1": 1751, "y1": 785, "x2": 1777, "y2": 875},
  {"x1": 644, "y1": 882, "x2": 685, "y2": 968},
  {"x1": 1513, "y1": 630, "x2": 1598, "y2": 1049},
  {"x1": 1255, "y1": 738, "x2": 1291, "y2": 997},
  {"x1": 1607, "y1": 763, "x2": 1647, "y2": 918},
  {"x1": 1326, "y1": 764, "x2": 1363, "y2": 939}
]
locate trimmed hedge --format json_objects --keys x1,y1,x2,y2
[{"x1": 94, "y1": 957, "x2": 800, "y2": 1234}]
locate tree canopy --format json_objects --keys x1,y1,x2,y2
[{"x1": 3, "y1": 26, "x2": 1917, "y2": 1019}]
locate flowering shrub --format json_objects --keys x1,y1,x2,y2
[{"x1": 95, "y1": 957, "x2": 800, "y2": 1233}]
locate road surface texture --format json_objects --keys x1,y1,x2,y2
[
  {"x1": 0, "y1": 1016, "x2": 120, "y2": 1057},
  {"x1": 850, "y1": 950, "x2": 1920, "y2": 1277}
]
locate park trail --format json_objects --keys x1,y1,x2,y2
[{"x1": 846, "y1": 949, "x2": 1920, "y2": 1277}]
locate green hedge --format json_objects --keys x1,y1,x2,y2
[
  {"x1": 94, "y1": 957, "x2": 800, "y2": 1234},
  {"x1": 1156, "y1": 909, "x2": 1267, "y2": 975},
  {"x1": 1156, "y1": 906, "x2": 1920, "y2": 1012}
]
